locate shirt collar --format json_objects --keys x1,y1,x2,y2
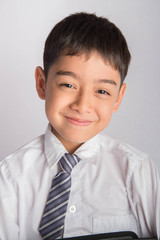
[
  {"x1": 45, "y1": 124, "x2": 67, "y2": 169},
  {"x1": 44, "y1": 124, "x2": 109, "y2": 169}
]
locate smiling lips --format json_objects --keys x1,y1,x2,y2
[{"x1": 65, "y1": 116, "x2": 92, "y2": 126}]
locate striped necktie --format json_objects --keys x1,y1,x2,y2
[{"x1": 39, "y1": 153, "x2": 81, "y2": 240}]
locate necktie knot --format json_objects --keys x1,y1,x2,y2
[
  {"x1": 59, "y1": 153, "x2": 81, "y2": 174},
  {"x1": 59, "y1": 153, "x2": 80, "y2": 174}
]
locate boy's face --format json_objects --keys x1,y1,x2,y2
[{"x1": 35, "y1": 52, "x2": 126, "y2": 153}]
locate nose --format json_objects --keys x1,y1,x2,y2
[{"x1": 70, "y1": 91, "x2": 92, "y2": 114}]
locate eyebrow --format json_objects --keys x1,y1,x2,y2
[
  {"x1": 55, "y1": 71, "x2": 78, "y2": 80},
  {"x1": 55, "y1": 70, "x2": 117, "y2": 86},
  {"x1": 94, "y1": 79, "x2": 117, "y2": 85}
]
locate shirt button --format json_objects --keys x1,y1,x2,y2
[{"x1": 69, "y1": 205, "x2": 76, "y2": 213}]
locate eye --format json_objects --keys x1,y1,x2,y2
[
  {"x1": 60, "y1": 83, "x2": 74, "y2": 88},
  {"x1": 97, "y1": 90, "x2": 110, "y2": 95}
]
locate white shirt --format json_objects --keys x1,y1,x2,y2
[{"x1": 0, "y1": 124, "x2": 160, "y2": 240}]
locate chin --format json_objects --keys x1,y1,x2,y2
[{"x1": 52, "y1": 127, "x2": 96, "y2": 145}]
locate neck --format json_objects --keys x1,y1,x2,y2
[{"x1": 51, "y1": 126, "x2": 83, "y2": 154}]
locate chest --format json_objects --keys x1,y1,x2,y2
[{"x1": 63, "y1": 160, "x2": 139, "y2": 237}]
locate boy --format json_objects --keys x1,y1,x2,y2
[{"x1": 0, "y1": 12, "x2": 159, "y2": 240}]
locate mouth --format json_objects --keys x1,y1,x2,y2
[{"x1": 65, "y1": 116, "x2": 92, "y2": 126}]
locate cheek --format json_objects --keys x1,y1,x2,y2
[
  {"x1": 97, "y1": 102, "x2": 114, "y2": 119},
  {"x1": 45, "y1": 91, "x2": 71, "y2": 114},
  {"x1": 45, "y1": 91, "x2": 59, "y2": 115}
]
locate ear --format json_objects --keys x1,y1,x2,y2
[
  {"x1": 113, "y1": 83, "x2": 126, "y2": 112},
  {"x1": 35, "y1": 66, "x2": 46, "y2": 100}
]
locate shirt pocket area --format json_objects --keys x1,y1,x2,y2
[{"x1": 92, "y1": 214, "x2": 138, "y2": 235}]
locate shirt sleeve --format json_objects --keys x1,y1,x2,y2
[
  {"x1": 0, "y1": 159, "x2": 19, "y2": 240},
  {"x1": 128, "y1": 156, "x2": 160, "y2": 239}
]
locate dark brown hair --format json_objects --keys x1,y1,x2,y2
[{"x1": 43, "y1": 12, "x2": 131, "y2": 83}]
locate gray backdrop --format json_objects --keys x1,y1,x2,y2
[{"x1": 0, "y1": 0, "x2": 160, "y2": 172}]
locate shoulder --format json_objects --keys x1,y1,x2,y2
[
  {"x1": 99, "y1": 132, "x2": 147, "y2": 158},
  {"x1": 4, "y1": 134, "x2": 44, "y2": 159},
  {"x1": 98, "y1": 132, "x2": 159, "y2": 186},
  {"x1": 0, "y1": 134, "x2": 45, "y2": 177},
  {"x1": 98, "y1": 132, "x2": 151, "y2": 169}
]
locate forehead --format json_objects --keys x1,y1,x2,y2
[{"x1": 48, "y1": 51, "x2": 121, "y2": 86}]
